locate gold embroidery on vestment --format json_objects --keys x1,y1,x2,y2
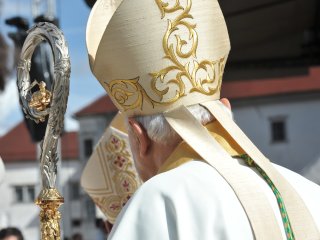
[{"x1": 91, "y1": 133, "x2": 138, "y2": 220}]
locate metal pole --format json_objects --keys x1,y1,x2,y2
[
  {"x1": 32, "y1": 0, "x2": 42, "y2": 19},
  {"x1": 46, "y1": 0, "x2": 56, "y2": 19}
]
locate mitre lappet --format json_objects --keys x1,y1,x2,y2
[
  {"x1": 82, "y1": 0, "x2": 319, "y2": 239},
  {"x1": 81, "y1": 113, "x2": 142, "y2": 224}
]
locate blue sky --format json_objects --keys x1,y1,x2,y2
[{"x1": 0, "y1": 0, "x2": 105, "y2": 136}]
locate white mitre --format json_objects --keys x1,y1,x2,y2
[{"x1": 81, "y1": 113, "x2": 142, "y2": 224}]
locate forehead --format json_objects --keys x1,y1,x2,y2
[{"x1": 3, "y1": 236, "x2": 19, "y2": 240}]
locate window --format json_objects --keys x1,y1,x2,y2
[
  {"x1": 27, "y1": 185, "x2": 36, "y2": 201},
  {"x1": 71, "y1": 219, "x2": 82, "y2": 227},
  {"x1": 270, "y1": 118, "x2": 287, "y2": 143},
  {"x1": 14, "y1": 185, "x2": 36, "y2": 203},
  {"x1": 85, "y1": 197, "x2": 96, "y2": 220},
  {"x1": 15, "y1": 186, "x2": 23, "y2": 202},
  {"x1": 70, "y1": 182, "x2": 80, "y2": 200},
  {"x1": 84, "y1": 139, "x2": 93, "y2": 158}
]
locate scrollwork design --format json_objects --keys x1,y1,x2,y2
[
  {"x1": 151, "y1": 0, "x2": 226, "y2": 102},
  {"x1": 107, "y1": 0, "x2": 226, "y2": 111},
  {"x1": 155, "y1": 0, "x2": 183, "y2": 18},
  {"x1": 106, "y1": 77, "x2": 154, "y2": 111}
]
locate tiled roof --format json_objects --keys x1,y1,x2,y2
[
  {"x1": 221, "y1": 67, "x2": 320, "y2": 99},
  {"x1": 0, "y1": 122, "x2": 79, "y2": 163},
  {"x1": 74, "y1": 94, "x2": 117, "y2": 117}
]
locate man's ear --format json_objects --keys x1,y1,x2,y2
[
  {"x1": 128, "y1": 118, "x2": 150, "y2": 157},
  {"x1": 220, "y1": 98, "x2": 231, "y2": 110}
]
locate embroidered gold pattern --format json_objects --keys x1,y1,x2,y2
[
  {"x1": 106, "y1": 0, "x2": 226, "y2": 111},
  {"x1": 107, "y1": 77, "x2": 154, "y2": 111},
  {"x1": 152, "y1": 0, "x2": 226, "y2": 101},
  {"x1": 92, "y1": 134, "x2": 138, "y2": 220},
  {"x1": 155, "y1": 0, "x2": 183, "y2": 18}
]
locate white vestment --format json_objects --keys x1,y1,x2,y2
[{"x1": 108, "y1": 159, "x2": 320, "y2": 240}]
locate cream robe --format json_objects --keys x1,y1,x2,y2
[{"x1": 108, "y1": 159, "x2": 320, "y2": 240}]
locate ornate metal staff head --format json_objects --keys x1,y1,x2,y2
[{"x1": 17, "y1": 22, "x2": 70, "y2": 240}]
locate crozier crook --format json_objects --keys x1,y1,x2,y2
[{"x1": 17, "y1": 22, "x2": 70, "y2": 240}]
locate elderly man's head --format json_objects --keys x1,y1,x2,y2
[{"x1": 127, "y1": 98, "x2": 232, "y2": 181}]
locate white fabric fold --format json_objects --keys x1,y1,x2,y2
[
  {"x1": 164, "y1": 105, "x2": 282, "y2": 240},
  {"x1": 201, "y1": 100, "x2": 320, "y2": 240}
]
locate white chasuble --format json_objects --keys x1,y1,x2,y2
[{"x1": 108, "y1": 160, "x2": 320, "y2": 240}]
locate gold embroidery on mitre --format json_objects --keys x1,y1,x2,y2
[
  {"x1": 106, "y1": 0, "x2": 227, "y2": 112},
  {"x1": 107, "y1": 77, "x2": 155, "y2": 111},
  {"x1": 91, "y1": 133, "x2": 140, "y2": 222}
]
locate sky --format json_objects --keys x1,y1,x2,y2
[{"x1": 0, "y1": 0, "x2": 105, "y2": 136}]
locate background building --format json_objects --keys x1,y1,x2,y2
[
  {"x1": 224, "y1": 67, "x2": 320, "y2": 183},
  {"x1": 74, "y1": 65, "x2": 320, "y2": 186},
  {"x1": 74, "y1": 96, "x2": 118, "y2": 163}
]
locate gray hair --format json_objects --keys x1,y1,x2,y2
[{"x1": 132, "y1": 101, "x2": 232, "y2": 145}]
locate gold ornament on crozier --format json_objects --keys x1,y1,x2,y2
[
  {"x1": 36, "y1": 188, "x2": 64, "y2": 240},
  {"x1": 106, "y1": 0, "x2": 227, "y2": 112},
  {"x1": 29, "y1": 81, "x2": 52, "y2": 121}
]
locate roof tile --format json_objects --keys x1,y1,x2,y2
[
  {"x1": 0, "y1": 122, "x2": 78, "y2": 163},
  {"x1": 74, "y1": 95, "x2": 117, "y2": 117},
  {"x1": 222, "y1": 67, "x2": 320, "y2": 99}
]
